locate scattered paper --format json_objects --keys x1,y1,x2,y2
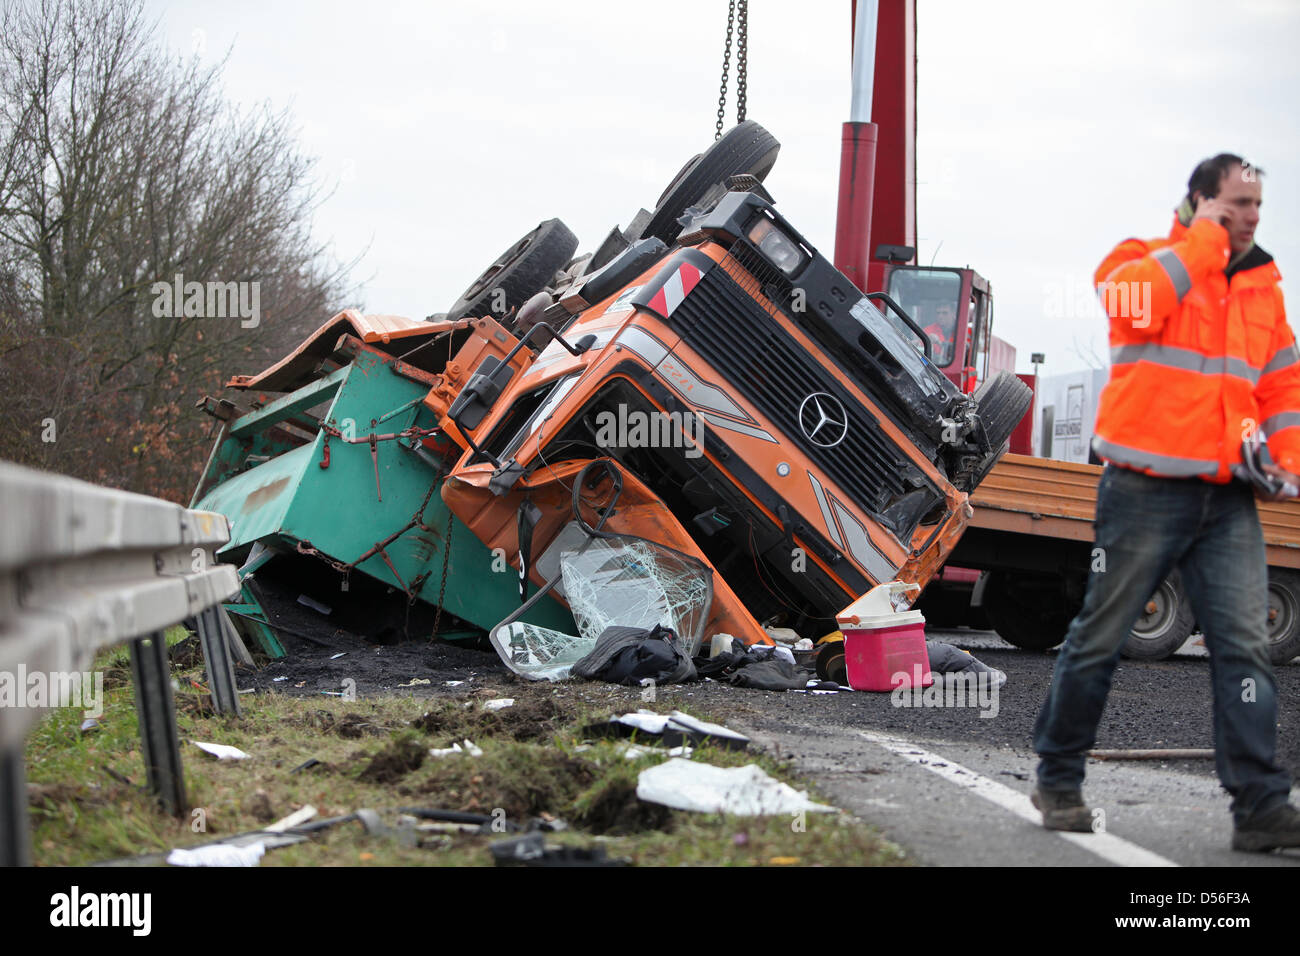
[
  {"x1": 623, "y1": 744, "x2": 692, "y2": 760},
  {"x1": 192, "y1": 741, "x2": 250, "y2": 761},
  {"x1": 636, "y1": 759, "x2": 835, "y2": 815},
  {"x1": 398, "y1": 678, "x2": 431, "y2": 687},
  {"x1": 484, "y1": 698, "x2": 515, "y2": 711},
  {"x1": 272, "y1": 676, "x2": 288, "y2": 682},
  {"x1": 429, "y1": 739, "x2": 483, "y2": 758},
  {"x1": 444, "y1": 680, "x2": 465, "y2": 687},
  {"x1": 167, "y1": 841, "x2": 266, "y2": 867}
]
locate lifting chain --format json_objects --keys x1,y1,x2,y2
[
  {"x1": 714, "y1": 0, "x2": 748, "y2": 139},
  {"x1": 735, "y1": 0, "x2": 748, "y2": 124},
  {"x1": 430, "y1": 508, "x2": 454, "y2": 641}
]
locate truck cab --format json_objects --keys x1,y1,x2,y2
[{"x1": 881, "y1": 264, "x2": 1009, "y2": 395}]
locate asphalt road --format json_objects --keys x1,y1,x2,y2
[{"x1": 726, "y1": 628, "x2": 1300, "y2": 868}]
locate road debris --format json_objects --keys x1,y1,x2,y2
[
  {"x1": 428, "y1": 739, "x2": 484, "y2": 758},
  {"x1": 191, "y1": 741, "x2": 250, "y2": 760},
  {"x1": 1087, "y1": 748, "x2": 1216, "y2": 761},
  {"x1": 265, "y1": 805, "x2": 318, "y2": 832},
  {"x1": 489, "y1": 832, "x2": 627, "y2": 867},
  {"x1": 167, "y1": 841, "x2": 267, "y2": 867},
  {"x1": 584, "y1": 710, "x2": 750, "y2": 751},
  {"x1": 636, "y1": 758, "x2": 836, "y2": 816},
  {"x1": 623, "y1": 743, "x2": 692, "y2": 760}
]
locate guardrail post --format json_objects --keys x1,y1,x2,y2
[
  {"x1": 130, "y1": 631, "x2": 187, "y2": 816},
  {"x1": 197, "y1": 606, "x2": 241, "y2": 716},
  {"x1": 0, "y1": 748, "x2": 29, "y2": 866}
]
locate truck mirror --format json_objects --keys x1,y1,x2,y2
[{"x1": 448, "y1": 355, "x2": 516, "y2": 432}]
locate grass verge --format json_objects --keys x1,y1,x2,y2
[{"x1": 23, "y1": 637, "x2": 909, "y2": 867}]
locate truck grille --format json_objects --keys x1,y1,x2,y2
[{"x1": 668, "y1": 263, "x2": 922, "y2": 516}]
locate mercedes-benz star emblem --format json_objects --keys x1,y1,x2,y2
[{"x1": 797, "y1": 392, "x2": 848, "y2": 448}]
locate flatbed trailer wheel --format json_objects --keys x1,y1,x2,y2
[
  {"x1": 1266, "y1": 568, "x2": 1300, "y2": 665},
  {"x1": 982, "y1": 571, "x2": 1073, "y2": 651},
  {"x1": 1120, "y1": 572, "x2": 1195, "y2": 660}
]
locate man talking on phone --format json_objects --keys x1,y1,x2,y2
[{"x1": 1031, "y1": 154, "x2": 1300, "y2": 852}]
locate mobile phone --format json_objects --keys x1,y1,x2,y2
[{"x1": 1195, "y1": 191, "x2": 1227, "y2": 227}]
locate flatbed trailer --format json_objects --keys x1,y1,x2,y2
[{"x1": 933, "y1": 453, "x2": 1300, "y2": 663}]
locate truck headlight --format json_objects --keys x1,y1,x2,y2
[{"x1": 747, "y1": 217, "x2": 808, "y2": 277}]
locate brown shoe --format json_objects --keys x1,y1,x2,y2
[{"x1": 1031, "y1": 787, "x2": 1095, "y2": 832}]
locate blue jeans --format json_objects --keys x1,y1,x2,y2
[{"x1": 1033, "y1": 465, "x2": 1292, "y2": 822}]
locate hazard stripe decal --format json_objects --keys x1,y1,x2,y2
[
  {"x1": 631, "y1": 248, "x2": 716, "y2": 321},
  {"x1": 647, "y1": 262, "x2": 703, "y2": 317}
]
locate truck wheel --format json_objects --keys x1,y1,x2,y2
[
  {"x1": 982, "y1": 571, "x2": 1072, "y2": 651},
  {"x1": 954, "y1": 372, "x2": 1034, "y2": 492},
  {"x1": 1120, "y1": 573, "x2": 1195, "y2": 660},
  {"x1": 640, "y1": 120, "x2": 780, "y2": 247},
  {"x1": 446, "y1": 218, "x2": 578, "y2": 324},
  {"x1": 1266, "y1": 568, "x2": 1300, "y2": 665}
]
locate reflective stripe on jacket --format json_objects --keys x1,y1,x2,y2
[{"x1": 1092, "y1": 216, "x2": 1299, "y2": 482}]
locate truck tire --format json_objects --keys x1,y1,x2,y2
[
  {"x1": 1120, "y1": 572, "x2": 1195, "y2": 660},
  {"x1": 982, "y1": 571, "x2": 1073, "y2": 651},
  {"x1": 1266, "y1": 568, "x2": 1300, "y2": 665},
  {"x1": 446, "y1": 218, "x2": 578, "y2": 324},
  {"x1": 640, "y1": 120, "x2": 780, "y2": 247},
  {"x1": 953, "y1": 372, "x2": 1033, "y2": 492}
]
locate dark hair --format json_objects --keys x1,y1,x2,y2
[{"x1": 1187, "y1": 153, "x2": 1263, "y2": 200}]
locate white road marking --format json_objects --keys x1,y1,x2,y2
[{"x1": 859, "y1": 731, "x2": 1179, "y2": 867}]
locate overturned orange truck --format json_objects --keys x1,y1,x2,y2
[
  {"x1": 195, "y1": 123, "x2": 1030, "y2": 664},
  {"x1": 432, "y1": 194, "x2": 1030, "y2": 652}
]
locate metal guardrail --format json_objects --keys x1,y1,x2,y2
[{"x1": 0, "y1": 461, "x2": 242, "y2": 866}]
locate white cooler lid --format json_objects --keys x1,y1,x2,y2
[{"x1": 836, "y1": 580, "x2": 926, "y2": 630}]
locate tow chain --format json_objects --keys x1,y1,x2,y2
[
  {"x1": 430, "y1": 509, "x2": 453, "y2": 641},
  {"x1": 714, "y1": 0, "x2": 748, "y2": 139},
  {"x1": 735, "y1": 0, "x2": 747, "y2": 123}
]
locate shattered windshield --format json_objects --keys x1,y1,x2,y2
[{"x1": 848, "y1": 296, "x2": 943, "y2": 396}]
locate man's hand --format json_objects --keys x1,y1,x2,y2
[
  {"x1": 1258, "y1": 463, "x2": 1300, "y2": 502},
  {"x1": 1192, "y1": 195, "x2": 1234, "y2": 229}
]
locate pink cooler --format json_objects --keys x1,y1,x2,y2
[{"x1": 837, "y1": 582, "x2": 933, "y2": 692}]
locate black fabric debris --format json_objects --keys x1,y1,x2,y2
[
  {"x1": 694, "y1": 643, "x2": 812, "y2": 691},
  {"x1": 571, "y1": 623, "x2": 697, "y2": 685}
]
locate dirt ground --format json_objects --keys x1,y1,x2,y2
[{"x1": 231, "y1": 625, "x2": 1300, "y2": 776}]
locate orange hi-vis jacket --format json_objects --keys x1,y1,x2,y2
[{"x1": 1092, "y1": 216, "x2": 1300, "y2": 482}]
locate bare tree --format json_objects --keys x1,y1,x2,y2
[{"x1": 0, "y1": 0, "x2": 356, "y2": 499}]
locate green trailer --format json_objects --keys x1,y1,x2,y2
[{"x1": 190, "y1": 313, "x2": 575, "y2": 657}]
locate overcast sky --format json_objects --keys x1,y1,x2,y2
[{"x1": 148, "y1": 0, "x2": 1300, "y2": 376}]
